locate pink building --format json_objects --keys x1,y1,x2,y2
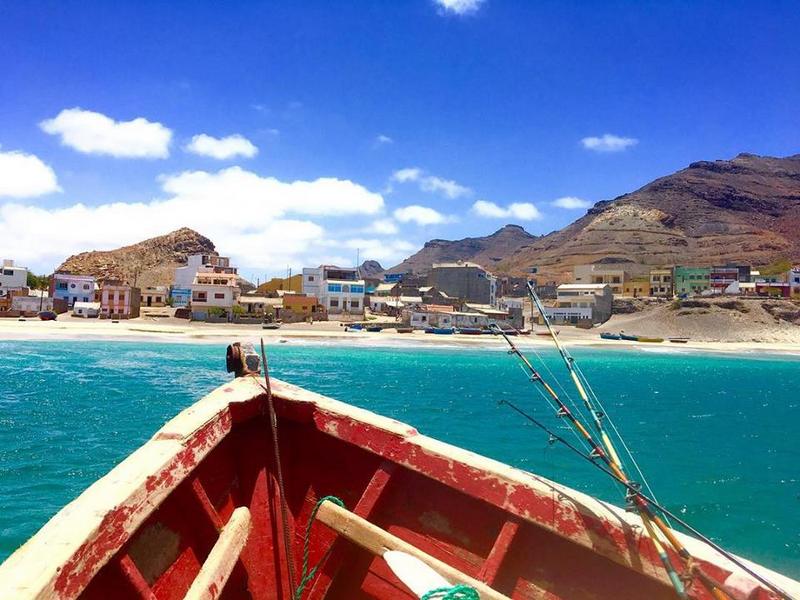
[{"x1": 100, "y1": 281, "x2": 141, "y2": 319}]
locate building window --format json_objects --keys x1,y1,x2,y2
[
  {"x1": 330, "y1": 299, "x2": 339, "y2": 307},
  {"x1": 351, "y1": 300, "x2": 360, "y2": 308},
  {"x1": 214, "y1": 293, "x2": 225, "y2": 299},
  {"x1": 351, "y1": 285, "x2": 364, "y2": 294},
  {"x1": 83, "y1": 297, "x2": 89, "y2": 302},
  {"x1": 83, "y1": 284, "x2": 90, "y2": 290},
  {"x1": 70, "y1": 283, "x2": 76, "y2": 289},
  {"x1": 308, "y1": 275, "x2": 314, "y2": 281},
  {"x1": 328, "y1": 284, "x2": 342, "y2": 293}
]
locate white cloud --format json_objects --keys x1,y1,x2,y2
[
  {"x1": 184, "y1": 134, "x2": 258, "y2": 160},
  {"x1": 391, "y1": 167, "x2": 422, "y2": 183},
  {"x1": 434, "y1": 0, "x2": 485, "y2": 15},
  {"x1": 369, "y1": 218, "x2": 399, "y2": 235},
  {"x1": 40, "y1": 108, "x2": 172, "y2": 158},
  {"x1": 472, "y1": 200, "x2": 541, "y2": 220},
  {"x1": 581, "y1": 134, "x2": 638, "y2": 153},
  {"x1": 340, "y1": 238, "x2": 416, "y2": 264},
  {"x1": 390, "y1": 167, "x2": 471, "y2": 199},
  {"x1": 0, "y1": 147, "x2": 61, "y2": 198},
  {"x1": 393, "y1": 205, "x2": 452, "y2": 226},
  {"x1": 0, "y1": 167, "x2": 385, "y2": 272},
  {"x1": 375, "y1": 134, "x2": 394, "y2": 146},
  {"x1": 552, "y1": 196, "x2": 591, "y2": 209}
]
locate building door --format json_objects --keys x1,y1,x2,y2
[{"x1": 147, "y1": 296, "x2": 152, "y2": 307}]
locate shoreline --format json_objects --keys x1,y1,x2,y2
[{"x1": 4, "y1": 318, "x2": 800, "y2": 357}]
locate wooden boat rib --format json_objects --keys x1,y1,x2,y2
[{"x1": 1, "y1": 369, "x2": 797, "y2": 599}]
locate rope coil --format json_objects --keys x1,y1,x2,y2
[
  {"x1": 294, "y1": 495, "x2": 346, "y2": 600},
  {"x1": 421, "y1": 584, "x2": 480, "y2": 600}
]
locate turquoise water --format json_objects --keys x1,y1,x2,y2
[{"x1": 1, "y1": 340, "x2": 798, "y2": 578}]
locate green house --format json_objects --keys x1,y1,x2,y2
[{"x1": 674, "y1": 266, "x2": 711, "y2": 296}]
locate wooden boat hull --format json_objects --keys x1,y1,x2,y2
[
  {"x1": 1, "y1": 375, "x2": 796, "y2": 600},
  {"x1": 619, "y1": 334, "x2": 639, "y2": 341},
  {"x1": 669, "y1": 338, "x2": 690, "y2": 344},
  {"x1": 638, "y1": 337, "x2": 664, "y2": 343},
  {"x1": 600, "y1": 333, "x2": 621, "y2": 340},
  {"x1": 456, "y1": 328, "x2": 484, "y2": 335}
]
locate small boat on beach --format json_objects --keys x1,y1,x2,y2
[
  {"x1": 637, "y1": 337, "x2": 664, "y2": 343},
  {"x1": 600, "y1": 332, "x2": 621, "y2": 340},
  {"x1": 37, "y1": 311, "x2": 57, "y2": 321},
  {"x1": 366, "y1": 325, "x2": 383, "y2": 333},
  {"x1": 457, "y1": 327, "x2": 484, "y2": 335},
  {"x1": 619, "y1": 333, "x2": 639, "y2": 341},
  {"x1": 1, "y1": 342, "x2": 795, "y2": 600},
  {"x1": 669, "y1": 337, "x2": 690, "y2": 344},
  {"x1": 426, "y1": 326, "x2": 455, "y2": 335},
  {"x1": 395, "y1": 327, "x2": 413, "y2": 333},
  {"x1": 261, "y1": 322, "x2": 282, "y2": 330}
]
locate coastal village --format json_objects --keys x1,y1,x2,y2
[{"x1": 2, "y1": 250, "x2": 800, "y2": 335}]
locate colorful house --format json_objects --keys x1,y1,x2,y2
[
  {"x1": 100, "y1": 281, "x2": 141, "y2": 319},
  {"x1": 52, "y1": 274, "x2": 97, "y2": 308},
  {"x1": 256, "y1": 274, "x2": 302, "y2": 295},
  {"x1": 622, "y1": 278, "x2": 651, "y2": 298},
  {"x1": 545, "y1": 284, "x2": 613, "y2": 324},
  {"x1": 573, "y1": 264, "x2": 626, "y2": 296},
  {"x1": 170, "y1": 287, "x2": 191, "y2": 308},
  {"x1": 281, "y1": 294, "x2": 323, "y2": 322},
  {"x1": 674, "y1": 266, "x2": 711, "y2": 297},
  {"x1": 649, "y1": 268, "x2": 673, "y2": 297}
]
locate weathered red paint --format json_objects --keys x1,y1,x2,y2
[{"x1": 4, "y1": 376, "x2": 793, "y2": 600}]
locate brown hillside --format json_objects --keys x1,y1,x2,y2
[
  {"x1": 503, "y1": 153, "x2": 800, "y2": 278},
  {"x1": 389, "y1": 224, "x2": 537, "y2": 275},
  {"x1": 56, "y1": 228, "x2": 216, "y2": 287}
]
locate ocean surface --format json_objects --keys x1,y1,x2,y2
[{"x1": 0, "y1": 340, "x2": 798, "y2": 578}]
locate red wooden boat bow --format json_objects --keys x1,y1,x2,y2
[{"x1": 0, "y1": 351, "x2": 797, "y2": 599}]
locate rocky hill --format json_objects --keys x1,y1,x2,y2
[
  {"x1": 56, "y1": 228, "x2": 216, "y2": 287},
  {"x1": 389, "y1": 153, "x2": 800, "y2": 279},
  {"x1": 389, "y1": 224, "x2": 537, "y2": 275},
  {"x1": 359, "y1": 260, "x2": 385, "y2": 279},
  {"x1": 502, "y1": 153, "x2": 800, "y2": 278}
]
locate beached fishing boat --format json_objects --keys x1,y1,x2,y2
[
  {"x1": 366, "y1": 326, "x2": 383, "y2": 333},
  {"x1": 456, "y1": 327, "x2": 484, "y2": 335},
  {"x1": 638, "y1": 337, "x2": 665, "y2": 343},
  {"x1": 600, "y1": 332, "x2": 621, "y2": 340},
  {"x1": 669, "y1": 337, "x2": 690, "y2": 344},
  {"x1": 395, "y1": 327, "x2": 413, "y2": 334},
  {"x1": 619, "y1": 333, "x2": 639, "y2": 341},
  {"x1": 0, "y1": 343, "x2": 795, "y2": 600},
  {"x1": 426, "y1": 327, "x2": 455, "y2": 335},
  {"x1": 262, "y1": 322, "x2": 282, "y2": 330}
]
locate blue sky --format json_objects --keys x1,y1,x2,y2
[{"x1": 1, "y1": 1, "x2": 799, "y2": 279}]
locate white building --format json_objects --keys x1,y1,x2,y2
[
  {"x1": 190, "y1": 272, "x2": 240, "y2": 319},
  {"x1": 174, "y1": 254, "x2": 237, "y2": 288},
  {"x1": 788, "y1": 266, "x2": 800, "y2": 295},
  {"x1": 544, "y1": 283, "x2": 613, "y2": 324},
  {"x1": 0, "y1": 259, "x2": 28, "y2": 292},
  {"x1": 73, "y1": 301, "x2": 101, "y2": 318},
  {"x1": 12, "y1": 295, "x2": 55, "y2": 315},
  {"x1": 302, "y1": 265, "x2": 365, "y2": 315}
]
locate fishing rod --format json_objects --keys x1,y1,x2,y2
[
  {"x1": 489, "y1": 324, "x2": 690, "y2": 598},
  {"x1": 496, "y1": 397, "x2": 793, "y2": 600},
  {"x1": 527, "y1": 281, "x2": 625, "y2": 468}
]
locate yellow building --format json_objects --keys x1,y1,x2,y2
[
  {"x1": 622, "y1": 278, "x2": 651, "y2": 298},
  {"x1": 257, "y1": 274, "x2": 302, "y2": 295}
]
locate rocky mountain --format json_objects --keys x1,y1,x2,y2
[
  {"x1": 388, "y1": 224, "x2": 538, "y2": 275},
  {"x1": 359, "y1": 260, "x2": 385, "y2": 279},
  {"x1": 56, "y1": 228, "x2": 216, "y2": 287},
  {"x1": 391, "y1": 153, "x2": 800, "y2": 279}
]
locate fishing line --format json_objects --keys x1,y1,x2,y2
[{"x1": 497, "y1": 398, "x2": 793, "y2": 600}]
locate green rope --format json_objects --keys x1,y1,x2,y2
[
  {"x1": 421, "y1": 585, "x2": 480, "y2": 600},
  {"x1": 293, "y1": 495, "x2": 345, "y2": 600}
]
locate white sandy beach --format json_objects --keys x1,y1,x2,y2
[{"x1": 3, "y1": 313, "x2": 800, "y2": 355}]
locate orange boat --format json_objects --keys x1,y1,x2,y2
[{"x1": 0, "y1": 345, "x2": 796, "y2": 600}]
